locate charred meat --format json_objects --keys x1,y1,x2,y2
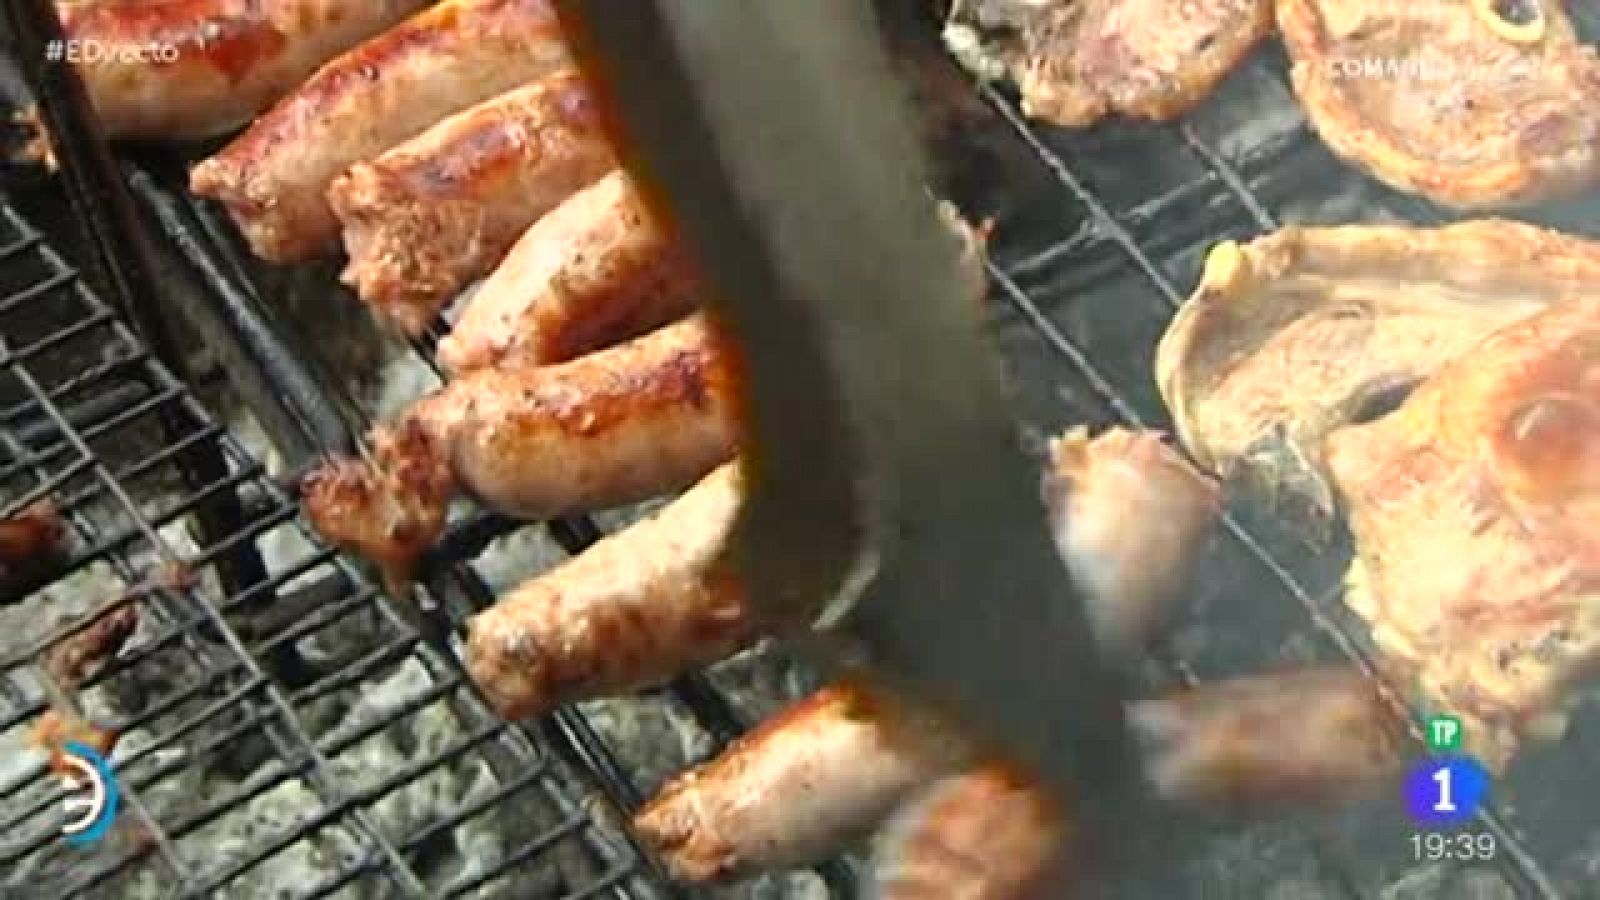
[{"x1": 1, "y1": 500, "x2": 65, "y2": 592}]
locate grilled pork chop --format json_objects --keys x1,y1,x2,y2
[
  {"x1": 1278, "y1": 0, "x2": 1600, "y2": 207},
  {"x1": 1325, "y1": 298, "x2": 1600, "y2": 769},
  {"x1": 1155, "y1": 220, "x2": 1600, "y2": 515},
  {"x1": 941, "y1": 0, "x2": 1273, "y2": 127}
]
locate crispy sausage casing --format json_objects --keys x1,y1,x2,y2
[
  {"x1": 872, "y1": 764, "x2": 1070, "y2": 900},
  {"x1": 467, "y1": 463, "x2": 754, "y2": 720},
  {"x1": 57, "y1": 0, "x2": 429, "y2": 140},
  {"x1": 439, "y1": 191, "x2": 987, "y2": 374},
  {"x1": 635, "y1": 684, "x2": 968, "y2": 883},
  {"x1": 302, "y1": 314, "x2": 737, "y2": 587},
  {"x1": 190, "y1": 0, "x2": 571, "y2": 262},
  {"x1": 1042, "y1": 427, "x2": 1219, "y2": 658},
  {"x1": 439, "y1": 169, "x2": 700, "y2": 373},
  {"x1": 331, "y1": 72, "x2": 616, "y2": 334}
]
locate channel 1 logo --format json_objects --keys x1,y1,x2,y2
[
  {"x1": 59, "y1": 740, "x2": 120, "y2": 847},
  {"x1": 1403, "y1": 714, "x2": 1491, "y2": 827}
]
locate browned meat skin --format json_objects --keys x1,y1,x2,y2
[
  {"x1": 189, "y1": 0, "x2": 571, "y2": 262},
  {"x1": 301, "y1": 314, "x2": 737, "y2": 591},
  {"x1": 1043, "y1": 427, "x2": 1220, "y2": 659},
  {"x1": 1325, "y1": 298, "x2": 1600, "y2": 769},
  {"x1": 943, "y1": 0, "x2": 1272, "y2": 127},
  {"x1": 1279, "y1": 0, "x2": 1600, "y2": 207},
  {"x1": 438, "y1": 169, "x2": 700, "y2": 373},
  {"x1": 1131, "y1": 666, "x2": 1407, "y2": 813},
  {"x1": 635, "y1": 683, "x2": 971, "y2": 884},
  {"x1": 466, "y1": 463, "x2": 755, "y2": 719},
  {"x1": 42, "y1": 602, "x2": 139, "y2": 690},
  {"x1": 646, "y1": 667, "x2": 1404, "y2": 884},
  {"x1": 438, "y1": 182, "x2": 987, "y2": 375},
  {"x1": 330, "y1": 71, "x2": 616, "y2": 335},
  {"x1": 1155, "y1": 220, "x2": 1600, "y2": 515},
  {"x1": 56, "y1": 0, "x2": 429, "y2": 140},
  {"x1": 872, "y1": 763, "x2": 1071, "y2": 900},
  {"x1": 1, "y1": 500, "x2": 64, "y2": 576}
]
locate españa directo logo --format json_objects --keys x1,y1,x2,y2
[{"x1": 59, "y1": 741, "x2": 120, "y2": 847}]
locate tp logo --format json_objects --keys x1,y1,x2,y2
[
  {"x1": 60, "y1": 741, "x2": 119, "y2": 847},
  {"x1": 1403, "y1": 714, "x2": 1490, "y2": 827}
]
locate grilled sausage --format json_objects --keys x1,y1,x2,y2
[
  {"x1": 1042, "y1": 427, "x2": 1220, "y2": 660},
  {"x1": 467, "y1": 462, "x2": 756, "y2": 719},
  {"x1": 56, "y1": 0, "x2": 429, "y2": 140},
  {"x1": 330, "y1": 72, "x2": 616, "y2": 334},
  {"x1": 438, "y1": 169, "x2": 700, "y2": 373},
  {"x1": 189, "y1": 0, "x2": 571, "y2": 262},
  {"x1": 439, "y1": 191, "x2": 988, "y2": 374},
  {"x1": 872, "y1": 764, "x2": 1070, "y2": 900},
  {"x1": 635, "y1": 683, "x2": 970, "y2": 884},
  {"x1": 642, "y1": 667, "x2": 1404, "y2": 884},
  {"x1": 301, "y1": 314, "x2": 737, "y2": 590}
]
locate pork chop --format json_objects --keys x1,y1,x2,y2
[
  {"x1": 1325, "y1": 298, "x2": 1600, "y2": 768},
  {"x1": 1154, "y1": 219, "x2": 1600, "y2": 515},
  {"x1": 941, "y1": 0, "x2": 1273, "y2": 127},
  {"x1": 1278, "y1": 0, "x2": 1600, "y2": 207}
]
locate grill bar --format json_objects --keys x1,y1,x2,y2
[
  {"x1": 972, "y1": 48, "x2": 1573, "y2": 894},
  {"x1": 0, "y1": 52, "x2": 656, "y2": 898}
]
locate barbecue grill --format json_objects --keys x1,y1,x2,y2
[{"x1": 3, "y1": 1, "x2": 1599, "y2": 898}]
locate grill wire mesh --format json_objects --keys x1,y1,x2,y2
[
  {"x1": 935, "y1": 17, "x2": 1600, "y2": 900},
  {"x1": 0, "y1": 194, "x2": 651, "y2": 897},
  {"x1": 5, "y1": 2, "x2": 1600, "y2": 897}
]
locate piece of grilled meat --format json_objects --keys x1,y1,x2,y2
[
  {"x1": 465, "y1": 462, "x2": 756, "y2": 720},
  {"x1": 1325, "y1": 297, "x2": 1600, "y2": 769},
  {"x1": 330, "y1": 71, "x2": 615, "y2": 334},
  {"x1": 437, "y1": 169, "x2": 700, "y2": 373},
  {"x1": 301, "y1": 314, "x2": 737, "y2": 591},
  {"x1": 642, "y1": 666, "x2": 1403, "y2": 885},
  {"x1": 1155, "y1": 220, "x2": 1600, "y2": 515},
  {"x1": 871, "y1": 763, "x2": 1070, "y2": 900},
  {"x1": 635, "y1": 683, "x2": 972, "y2": 884},
  {"x1": 941, "y1": 0, "x2": 1273, "y2": 127},
  {"x1": 1278, "y1": 0, "x2": 1600, "y2": 207},
  {"x1": 57, "y1": 0, "x2": 429, "y2": 140},
  {"x1": 1, "y1": 500, "x2": 65, "y2": 596},
  {"x1": 1044, "y1": 427, "x2": 1220, "y2": 660},
  {"x1": 190, "y1": 0, "x2": 571, "y2": 262}
]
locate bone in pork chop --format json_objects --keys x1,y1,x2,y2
[
  {"x1": 1155, "y1": 220, "x2": 1600, "y2": 515},
  {"x1": 942, "y1": 0, "x2": 1273, "y2": 127},
  {"x1": 1325, "y1": 298, "x2": 1600, "y2": 769},
  {"x1": 1278, "y1": 0, "x2": 1600, "y2": 207}
]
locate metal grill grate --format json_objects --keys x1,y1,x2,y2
[
  {"x1": 0, "y1": 193, "x2": 652, "y2": 897},
  {"x1": 7, "y1": 1, "x2": 1600, "y2": 896},
  {"x1": 947, "y1": 27, "x2": 1600, "y2": 900}
]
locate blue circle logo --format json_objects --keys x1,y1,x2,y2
[{"x1": 1403, "y1": 756, "x2": 1490, "y2": 827}]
